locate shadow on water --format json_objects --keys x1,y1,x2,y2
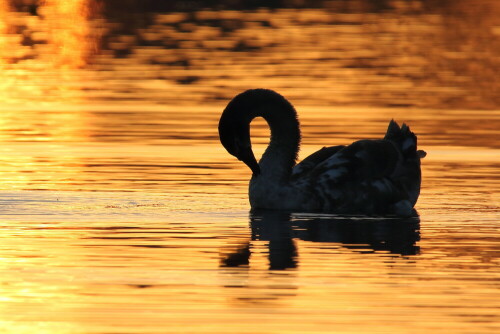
[{"x1": 221, "y1": 210, "x2": 420, "y2": 270}]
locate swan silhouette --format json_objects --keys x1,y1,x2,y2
[{"x1": 218, "y1": 89, "x2": 426, "y2": 216}]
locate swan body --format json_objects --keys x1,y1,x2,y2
[{"x1": 219, "y1": 89, "x2": 425, "y2": 216}]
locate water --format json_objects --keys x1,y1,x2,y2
[{"x1": 0, "y1": 1, "x2": 499, "y2": 333}]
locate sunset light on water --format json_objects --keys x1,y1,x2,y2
[{"x1": 0, "y1": 1, "x2": 499, "y2": 333}]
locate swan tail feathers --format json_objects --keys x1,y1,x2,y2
[{"x1": 384, "y1": 120, "x2": 425, "y2": 159}]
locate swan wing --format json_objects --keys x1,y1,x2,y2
[
  {"x1": 291, "y1": 145, "x2": 345, "y2": 180},
  {"x1": 310, "y1": 138, "x2": 421, "y2": 215}
]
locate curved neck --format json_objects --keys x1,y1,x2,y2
[{"x1": 251, "y1": 94, "x2": 301, "y2": 182}]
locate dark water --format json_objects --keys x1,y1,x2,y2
[{"x1": 0, "y1": 1, "x2": 499, "y2": 333}]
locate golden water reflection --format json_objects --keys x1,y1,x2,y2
[
  {"x1": 0, "y1": 203, "x2": 498, "y2": 333},
  {"x1": 0, "y1": 0, "x2": 499, "y2": 108},
  {"x1": 0, "y1": 1, "x2": 499, "y2": 333},
  {"x1": 0, "y1": 106, "x2": 498, "y2": 195}
]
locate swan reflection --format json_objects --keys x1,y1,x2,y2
[{"x1": 221, "y1": 210, "x2": 420, "y2": 270}]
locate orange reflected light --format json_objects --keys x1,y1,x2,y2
[
  {"x1": 41, "y1": 0, "x2": 102, "y2": 68},
  {"x1": 0, "y1": 0, "x2": 12, "y2": 66},
  {"x1": 0, "y1": 0, "x2": 102, "y2": 105}
]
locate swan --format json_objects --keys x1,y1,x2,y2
[{"x1": 218, "y1": 89, "x2": 426, "y2": 216}]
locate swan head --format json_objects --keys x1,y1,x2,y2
[{"x1": 219, "y1": 100, "x2": 260, "y2": 176}]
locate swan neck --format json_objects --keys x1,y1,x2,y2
[{"x1": 253, "y1": 102, "x2": 300, "y2": 181}]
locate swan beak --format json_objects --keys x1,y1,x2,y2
[{"x1": 238, "y1": 147, "x2": 260, "y2": 176}]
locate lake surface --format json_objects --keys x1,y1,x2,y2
[{"x1": 0, "y1": 1, "x2": 499, "y2": 333}]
